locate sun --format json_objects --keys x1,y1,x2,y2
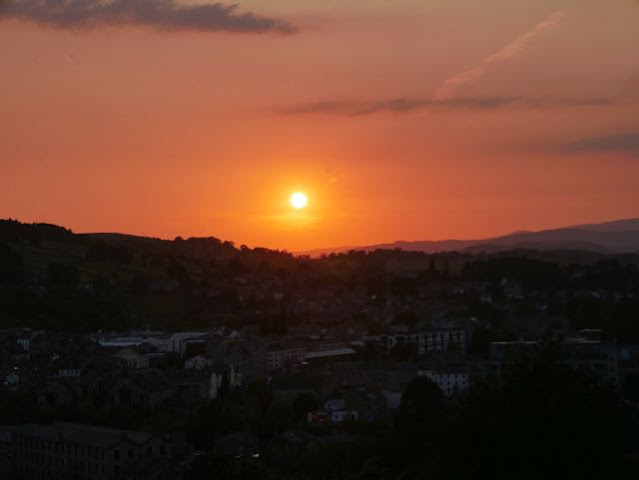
[{"x1": 290, "y1": 192, "x2": 308, "y2": 209}]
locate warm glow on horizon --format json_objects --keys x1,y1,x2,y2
[{"x1": 290, "y1": 192, "x2": 308, "y2": 210}]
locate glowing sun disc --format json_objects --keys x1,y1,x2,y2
[{"x1": 290, "y1": 192, "x2": 308, "y2": 209}]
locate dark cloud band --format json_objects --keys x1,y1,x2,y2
[
  {"x1": 561, "y1": 132, "x2": 639, "y2": 155},
  {"x1": 0, "y1": 0, "x2": 296, "y2": 34},
  {"x1": 280, "y1": 96, "x2": 615, "y2": 116}
]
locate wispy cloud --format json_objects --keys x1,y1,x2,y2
[
  {"x1": 281, "y1": 96, "x2": 614, "y2": 116},
  {"x1": 560, "y1": 132, "x2": 639, "y2": 156},
  {"x1": 0, "y1": 0, "x2": 296, "y2": 34},
  {"x1": 434, "y1": 10, "x2": 567, "y2": 100}
]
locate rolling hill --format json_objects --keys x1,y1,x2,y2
[{"x1": 300, "y1": 218, "x2": 639, "y2": 256}]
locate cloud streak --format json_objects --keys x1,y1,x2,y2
[
  {"x1": 434, "y1": 10, "x2": 567, "y2": 99},
  {"x1": 281, "y1": 96, "x2": 614, "y2": 116},
  {"x1": 560, "y1": 132, "x2": 639, "y2": 156},
  {"x1": 0, "y1": 0, "x2": 296, "y2": 34}
]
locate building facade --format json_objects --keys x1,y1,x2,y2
[
  {"x1": 8, "y1": 422, "x2": 180, "y2": 480},
  {"x1": 387, "y1": 329, "x2": 467, "y2": 356}
]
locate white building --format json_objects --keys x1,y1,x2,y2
[
  {"x1": 417, "y1": 369, "x2": 469, "y2": 397},
  {"x1": 97, "y1": 331, "x2": 211, "y2": 356},
  {"x1": 266, "y1": 345, "x2": 307, "y2": 371},
  {"x1": 387, "y1": 329, "x2": 467, "y2": 356}
]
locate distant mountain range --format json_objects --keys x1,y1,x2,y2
[{"x1": 299, "y1": 219, "x2": 639, "y2": 256}]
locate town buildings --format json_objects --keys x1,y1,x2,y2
[{"x1": 7, "y1": 422, "x2": 183, "y2": 480}]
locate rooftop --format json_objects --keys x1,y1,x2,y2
[
  {"x1": 9, "y1": 422, "x2": 157, "y2": 448},
  {"x1": 304, "y1": 348, "x2": 356, "y2": 360}
]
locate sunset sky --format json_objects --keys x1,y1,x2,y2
[{"x1": 2, "y1": 0, "x2": 639, "y2": 251}]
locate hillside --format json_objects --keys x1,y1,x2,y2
[
  {"x1": 300, "y1": 218, "x2": 639, "y2": 256},
  {"x1": 2, "y1": 218, "x2": 639, "y2": 333}
]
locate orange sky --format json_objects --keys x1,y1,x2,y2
[{"x1": 2, "y1": 0, "x2": 639, "y2": 251}]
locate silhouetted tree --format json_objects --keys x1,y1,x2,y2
[
  {"x1": 396, "y1": 376, "x2": 444, "y2": 438},
  {"x1": 293, "y1": 392, "x2": 318, "y2": 418},
  {"x1": 441, "y1": 350, "x2": 636, "y2": 478}
]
